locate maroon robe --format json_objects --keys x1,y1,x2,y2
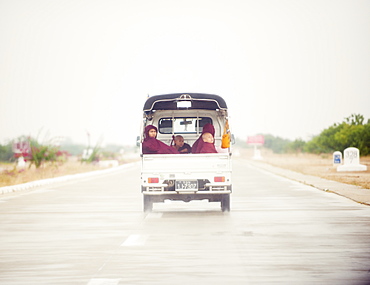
[
  {"x1": 191, "y1": 123, "x2": 215, "y2": 154},
  {"x1": 198, "y1": 142, "x2": 217, "y2": 153},
  {"x1": 142, "y1": 125, "x2": 179, "y2": 154}
]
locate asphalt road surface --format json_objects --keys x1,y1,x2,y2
[{"x1": 0, "y1": 159, "x2": 369, "y2": 285}]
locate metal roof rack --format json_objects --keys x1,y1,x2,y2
[{"x1": 143, "y1": 93, "x2": 228, "y2": 112}]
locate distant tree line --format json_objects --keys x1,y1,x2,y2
[
  {"x1": 0, "y1": 136, "x2": 136, "y2": 164},
  {"x1": 238, "y1": 114, "x2": 370, "y2": 156},
  {"x1": 0, "y1": 139, "x2": 87, "y2": 163},
  {"x1": 304, "y1": 114, "x2": 370, "y2": 155},
  {"x1": 1, "y1": 114, "x2": 369, "y2": 162},
  {"x1": 0, "y1": 135, "x2": 69, "y2": 168},
  {"x1": 0, "y1": 143, "x2": 13, "y2": 162}
]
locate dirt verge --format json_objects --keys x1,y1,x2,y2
[{"x1": 237, "y1": 148, "x2": 370, "y2": 189}]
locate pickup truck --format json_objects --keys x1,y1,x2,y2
[{"x1": 139, "y1": 93, "x2": 233, "y2": 212}]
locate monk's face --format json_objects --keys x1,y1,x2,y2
[
  {"x1": 148, "y1": 129, "x2": 157, "y2": 138},
  {"x1": 202, "y1": 133, "x2": 214, "y2": 143},
  {"x1": 175, "y1": 137, "x2": 184, "y2": 147}
]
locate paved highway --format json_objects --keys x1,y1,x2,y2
[{"x1": 0, "y1": 159, "x2": 369, "y2": 284}]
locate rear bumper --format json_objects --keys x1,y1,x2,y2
[
  {"x1": 142, "y1": 192, "x2": 231, "y2": 203},
  {"x1": 142, "y1": 184, "x2": 232, "y2": 194}
]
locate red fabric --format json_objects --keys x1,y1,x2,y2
[
  {"x1": 198, "y1": 142, "x2": 217, "y2": 153},
  {"x1": 192, "y1": 123, "x2": 215, "y2": 154},
  {"x1": 142, "y1": 125, "x2": 179, "y2": 154}
]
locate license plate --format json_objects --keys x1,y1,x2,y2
[{"x1": 175, "y1": 180, "x2": 198, "y2": 191}]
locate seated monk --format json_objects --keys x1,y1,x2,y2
[
  {"x1": 172, "y1": 135, "x2": 191, "y2": 154},
  {"x1": 192, "y1": 123, "x2": 215, "y2": 153},
  {"x1": 198, "y1": 132, "x2": 217, "y2": 153},
  {"x1": 142, "y1": 125, "x2": 179, "y2": 154}
]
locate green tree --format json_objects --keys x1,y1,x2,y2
[
  {"x1": 361, "y1": 123, "x2": 370, "y2": 155},
  {"x1": 304, "y1": 123, "x2": 345, "y2": 154},
  {"x1": 0, "y1": 142, "x2": 14, "y2": 162},
  {"x1": 262, "y1": 134, "x2": 292, "y2": 153},
  {"x1": 304, "y1": 114, "x2": 370, "y2": 155},
  {"x1": 286, "y1": 138, "x2": 306, "y2": 153},
  {"x1": 345, "y1": 114, "x2": 364, "y2": 125}
]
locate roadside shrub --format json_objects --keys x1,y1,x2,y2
[
  {"x1": 80, "y1": 146, "x2": 100, "y2": 164},
  {"x1": 30, "y1": 141, "x2": 70, "y2": 168},
  {"x1": 10, "y1": 136, "x2": 69, "y2": 168},
  {"x1": 0, "y1": 143, "x2": 14, "y2": 162}
]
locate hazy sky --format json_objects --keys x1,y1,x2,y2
[{"x1": 1, "y1": 0, "x2": 369, "y2": 146}]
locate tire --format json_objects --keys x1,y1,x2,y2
[
  {"x1": 143, "y1": 195, "x2": 153, "y2": 212},
  {"x1": 221, "y1": 194, "x2": 230, "y2": 212}
]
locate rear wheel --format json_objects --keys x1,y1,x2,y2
[
  {"x1": 221, "y1": 194, "x2": 230, "y2": 212},
  {"x1": 143, "y1": 195, "x2": 153, "y2": 212}
]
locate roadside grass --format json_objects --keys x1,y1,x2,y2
[{"x1": 0, "y1": 156, "x2": 139, "y2": 188}]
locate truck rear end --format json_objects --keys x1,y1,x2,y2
[{"x1": 139, "y1": 93, "x2": 233, "y2": 212}]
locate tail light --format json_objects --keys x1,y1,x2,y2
[
  {"x1": 148, "y1": 177, "x2": 159, "y2": 183},
  {"x1": 214, "y1": 176, "x2": 225, "y2": 182}
]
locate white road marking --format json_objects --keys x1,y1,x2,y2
[
  {"x1": 146, "y1": 212, "x2": 163, "y2": 219},
  {"x1": 121, "y1": 234, "x2": 148, "y2": 246},
  {"x1": 87, "y1": 278, "x2": 121, "y2": 285}
]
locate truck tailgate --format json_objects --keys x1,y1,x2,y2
[{"x1": 141, "y1": 153, "x2": 231, "y2": 173}]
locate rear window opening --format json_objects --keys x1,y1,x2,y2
[{"x1": 158, "y1": 117, "x2": 212, "y2": 134}]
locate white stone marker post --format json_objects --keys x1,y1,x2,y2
[
  {"x1": 17, "y1": 156, "x2": 26, "y2": 168},
  {"x1": 337, "y1": 147, "x2": 367, "y2": 172}
]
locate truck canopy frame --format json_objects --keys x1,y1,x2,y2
[{"x1": 143, "y1": 93, "x2": 228, "y2": 113}]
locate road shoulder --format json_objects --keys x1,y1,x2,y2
[{"x1": 247, "y1": 159, "x2": 370, "y2": 206}]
